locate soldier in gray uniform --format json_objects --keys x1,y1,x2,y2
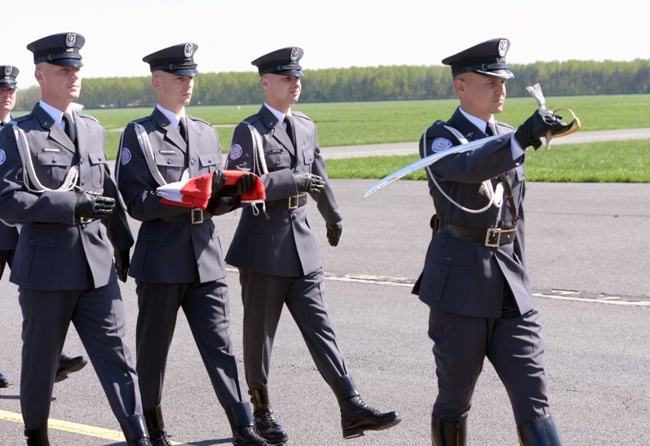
[
  {"x1": 225, "y1": 47, "x2": 400, "y2": 444},
  {"x1": 116, "y1": 43, "x2": 269, "y2": 446},
  {"x1": 0, "y1": 33, "x2": 152, "y2": 445},
  {"x1": 0, "y1": 64, "x2": 88, "y2": 390},
  {"x1": 412, "y1": 38, "x2": 568, "y2": 446}
]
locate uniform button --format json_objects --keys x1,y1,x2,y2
[
  {"x1": 446, "y1": 256, "x2": 452, "y2": 262},
  {"x1": 51, "y1": 159, "x2": 56, "y2": 164},
  {"x1": 80, "y1": 180, "x2": 85, "y2": 186},
  {"x1": 167, "y1": 159, "x2": 172, "y2": 165},
  {"x1": 208, "y1": 159, "x2": 213, "y2": 163},
  {"x1": 80, "y1": 159, "x2": 84, "y2": 164},
  {"x1": 30, "y1": 239, "x2": 34, "y2": 244},
  {"x1": 190, "y1": 159, "x2": 195, "y2": 166},
  {"x1": 291, "y1": 214, "x2": 296, "y2": 221}
]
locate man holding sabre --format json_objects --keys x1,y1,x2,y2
[{"x1": 412, "y1": 38, "x2": 571, "y2": 446}]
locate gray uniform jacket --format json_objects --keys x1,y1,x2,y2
[
  {"x1": 0, "y1": 120, "x2": 19, "y2": 254},
  {"x1": 116, "y1": 108, "x2": 228, "y2": 283},
  {"x1": 225, "y1": 105, "x2": 342, "y2": 277},
  {"x1": 414, "y1": 107, "x2": 535, "y2": 318},
  {"x1": 0, "y1": 104, "x2": 133, "y2": 290}
]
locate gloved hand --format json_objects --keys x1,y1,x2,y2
[
  {"x1": 326, "y1": 222, "x2": 343, "y2": 247},
  {"x1": 114, "y1": 249, "x2": 130, "y2": 283},
  {"x1": 514, "y1": 109, "x2": 570, "y2": 150},
  {"x1": 221, "y1": 172, "x2": 257, "y2": 196},
  {"x1": 210, "y1": 170, "x2": 226, "y2": 199},
  {"x1": 294, "y1": 172, "x2": 325, "y2": 193},
  {"x1": 74, "y1": 191, "x2": 115, "y2": 220}
]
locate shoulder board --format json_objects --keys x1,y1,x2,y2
[
  {"x1": 12, "y1": 115, "x2": 31, "y2": 124},
  {"x1": 130, "y1": 116, "x2": 152, "y2": 125},
  {"x1": 242, "y1": 114, "x2": 261, "y2": 125},
  {"x1": 496, "y1": 120, "x2": 515, "y2": 131},
  {"x1": 187, "y1": 115, "x2": 209, "y2": 126},
  {"x1": 76, "y1": 112, "x2": 100, "y2": 123},
  {"x1": 292, "y1": 110, "x2": 312, "y2": 122}
]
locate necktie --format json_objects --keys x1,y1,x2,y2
[
  {"x1": 179, "y1": 117, "x2": 187, "y2": 143},
  {"x1": 284, "y1": 115, "x2": 295, "y2": 147},
  {"x1": 62, "y1": 113, "x2": 76, "y2": 145},
  {"x1": 486, "y1": 121, "x2": 497, "y2": 136}
]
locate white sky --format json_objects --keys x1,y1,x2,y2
[{"x1": 4, "y1": 0, "x2": 646, "y2": 88}]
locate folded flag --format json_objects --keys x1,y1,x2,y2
[
  {"x1": 156, "y1": 173, "x2": 213, "y2": 209},
  {"x1": 156, "y1": 171, "x2": 266, "y2": 210}
]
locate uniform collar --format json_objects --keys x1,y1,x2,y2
[
  {"x1": 458, "y1": 107, "x2": 494, "y2": 133},
  {"x1": 156, "y1": 103, "x2": 186, "y2": 129}
]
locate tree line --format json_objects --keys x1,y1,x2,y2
[{"x1": 14, "y1": 59, "x2": 650, "y2": 110}]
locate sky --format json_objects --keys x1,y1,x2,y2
[{"x1": 4, "y1": 0, "x2": 646, "y2": 88}]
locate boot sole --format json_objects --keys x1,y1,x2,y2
[{"x1": 342, "y1": 416, "x2": 402, "y2": 439}]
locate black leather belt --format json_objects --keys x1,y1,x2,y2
[
  {"x1": 440, "y1": 222, "x2": 516, "y2": 247},
  {"x1": 266, "y1": 193, "x2": 308, "y2": 210},
  {"x1": 160, "y1": 208, "x2": 212, "y2": 224}
]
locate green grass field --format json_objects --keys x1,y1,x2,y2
[{"x1": 85, "y1": 94, "x2": 650, "y2": 182}]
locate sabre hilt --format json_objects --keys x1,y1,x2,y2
[{"x1": 526, "y1": 83, "x2": 581, "y2": 149}]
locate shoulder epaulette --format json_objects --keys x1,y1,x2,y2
[
  {"x1": 187, "y1": 115, "x2": 210, "y2": 126},
  {"x1": 76, "y1": 112, "x2": 100, "y2": 123},
  {"x1": 292, "y1": 110, "x2": 312, "y2": 122}
]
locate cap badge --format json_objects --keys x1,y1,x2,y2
[
  {"x1": 4, "y1": 66, "x2": 12, "y2": 77},
  {"x1": 498, "y1": 39, "x2": 508, "y2": 57},
  {"x1": 291, "y1": 48, "x2": 300, "y2": 62},
  {"x1": 184, "y1": 43, "x2": 193, "y2": 58},
  {"x1": 66, "y1": 33, "x2": 77, "y2": 48}
]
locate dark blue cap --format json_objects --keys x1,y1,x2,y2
[
  {"x1": 251, "y1": 47, "x2": 304, "y2": 77},
  {"x1": 0, "y1": 65, "x2": 19, "y2": 88},
  {"x1": 143, "y1": 43, "x2": 199, "y2": 76},
  {"x1": 27, "y1": 32, "x2": 85, "y2": 67},
  {"x1": 442, "y1": 38, "x2": 514, "y2": 79}
]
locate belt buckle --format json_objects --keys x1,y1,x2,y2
[
  {"x1": 190, "y1": 208, "x2": 204, "y2": 224},
  {"x1": 485, "y1": 228, "x2": 501, "y2": 247},
  {"x1": 287, "y1": 195, "x2": 299, "y2": 210}
]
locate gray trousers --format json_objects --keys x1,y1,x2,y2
[
  {"x1": 239, "y1": 268, "x2": 348, "y2": 389},
  {"x1": 19, "y1": 282, "x2": 141, "y2": 429},
  {"x1": 428, "y1": 306, "x2": 550, "y2": 426},
  {"x1": 135, "y1": 279, "x2": 245, "y2": 410}
]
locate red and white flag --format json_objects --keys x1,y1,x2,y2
[{"x1": 156, "y1": 171, "x2": 266, "y2": 210}]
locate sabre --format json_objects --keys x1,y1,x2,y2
[{"x1": 361, "y1": 134, "x2": 502, "y2": 199}]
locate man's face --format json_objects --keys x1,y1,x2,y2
[
  {"x1": 260, "y1": 73, "x2": 301, "y2": 111},
  {"x1": 152, "y1": 71, "x2": 194, "y2": 112},
  {"x1": 0, "y1": 87, "x2": 16, "y2": 114},
  {"x1": 453, "y1": 72, "x2": 507, "y2": 120},
  {"x1": 35, "y1": 63, "x2": 82, "y2": 106}
]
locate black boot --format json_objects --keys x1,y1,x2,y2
[
  {"x1": 431, "y1": 415, "x2": 467, "y2": 446},
  {"x1": 120, "y1": 414, "x2": 153, "y2": 446},
  {"x1": 0, "y1": 371, "x2": 9, "y2": 388},
  {"x1": 517, "y1": 414, "x2": 562, "y2": 446},
  {"x1": 225, "y1": 402, "x2": 271, "y2": 446},
  {"x1": 331, "y1": 374, "x2": 401, "y2": 438},
  {"x1": 144, "y1": 405, "x2": 172, "y2": 446},
  {"x1": 24, "y1": 427, "x2": 49, "y2": 446},
  {"x1": 55, "y1": 353, "x2": 88, "y2": 383},
  {"x1": 249, "y1": 386, "x2": 288, "y2": 444}
]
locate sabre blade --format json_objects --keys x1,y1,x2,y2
[{"x1": 362, "y1": 135, "x2": 502, "y2": 199}]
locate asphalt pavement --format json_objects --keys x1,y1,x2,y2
[{"x1": 0, "y1": 130, "x2": 648, "y2": 445}]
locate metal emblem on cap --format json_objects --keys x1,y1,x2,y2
[
  {"x1": 498, "y1": 39, "x2": 508, "y2": 57},
  {"x1": 4, "y1": 66, "x2": 12, "y2": 77},
  {"x1": 184, "y1": 43, "x2": 193, "y2": 58},
  {"x1": 66, "y1": 33, "x2": 77, "y2": 48},
  {"x1": 291, "y1": 48, "x2": 299, "y2": 62}
]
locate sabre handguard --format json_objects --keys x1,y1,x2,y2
[{"x1": 549, "y1": 107, "x2": 581, "y2": 137}]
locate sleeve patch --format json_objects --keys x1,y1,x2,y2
[
  {"x1": 431, "y1": 137, "x2": 453, "y2": 153},
  {"x1": 229, "y1": 144, "x2": 243, "y2": 160},
  {"x1": 120, "y1": 148, "x2": 132, "y2": 165}
]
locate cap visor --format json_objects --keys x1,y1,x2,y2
[
  {"x1": 47, "y1": 59, "x2": 84, "y2": 68},
  {"x1": 164, "y1": 68, "x2": 199, "y2": 76},
  {"x1": 475, "y1": 69, "x2": 513, "y2": 79}
]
